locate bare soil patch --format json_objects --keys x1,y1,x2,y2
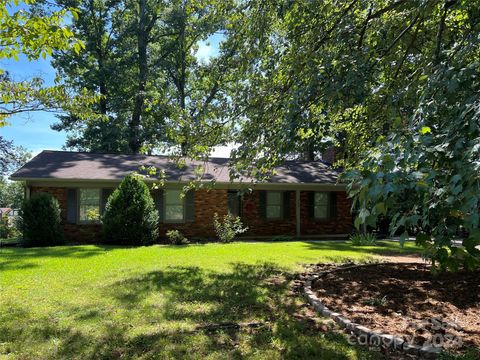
[{"x1": 311, "y1": 263, "x2": 480, "y2": 351}]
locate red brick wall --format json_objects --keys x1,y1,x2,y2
[
  {"x1": 158, "y1": 189, "x2": 229, "y2": 239},
  {"x1": 30, "y1": 186, "x2": 352, "y2": 243},
  {"x1": 300, "y1": 191, "x2": 352, "y2": 235},
  {"x1": 240, "y1": 190, "x2": 352, "y2": 237},
  {"x1": 241, "y1": 191, "x2": 296, "y2": 236},
  {"x1": 30, "y1": 186, "x2": 102, "y2": 243}
]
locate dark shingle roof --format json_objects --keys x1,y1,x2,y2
[{"x1": 11, "y1": 150, "x2": 341, "y2": 184}]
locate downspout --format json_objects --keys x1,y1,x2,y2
[
  {"x1": 25, "y1": 183, "x2": 31, "y2": 200},
  {"x1": 296, "y1": 190, "x2": 301, "y2": 238}
]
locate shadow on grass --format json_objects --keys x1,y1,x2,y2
[
  {"x1": 303, "y1": 240, "x2": 421, "y2": 257},
  {"x1": 0, "y1": 245, "x2": 114, "y2": 271},
  {"x1": 108, "y1": 262, "x2": 284, "y2": 324},
  {"x1": 0, "y1": 261, "x2": 380, "y2": 359}
]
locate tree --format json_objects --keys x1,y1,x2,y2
[
  {"x1": 0, "y1": 178, "x2": 25, "y2": 208},
  {"x1": 0, "y1": 145, "x2": 30, "y2": 208},
  {"x1": 0, "y1": 0, "x2": 86, "y2": 122},
  {"x1": 0, "y1": 0, "x2": 97, "y2": 174},
  {"x1": 215, "y1": 0, "x2": 478, "y2": 174},
  {"x1": 0, "y1": 138, "x2": 30, "y2": 176},
  {"x1": 102, "y1": 174, "x2": 159, "y2": 244},
  {"x1": 45, "y1": 0, "x2": 234, "y2": 154},
  {"x1": 216, "y1": 0, "x2": 480, "y2": 270},
  {"x1": 345, "y1": 40, "x2": 480, "y2": 272}
]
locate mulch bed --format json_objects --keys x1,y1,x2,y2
[{"x1": 310, "y1": 263, "x2": 480, "y2": 352}]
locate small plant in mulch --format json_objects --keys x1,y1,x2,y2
[
  {"x1": 349, "y1": 233, "x2": 377, "y2": 246},
  {"x1": 364, "y1": 295, "x2": 388, "y2": 307}
]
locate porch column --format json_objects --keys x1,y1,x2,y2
[{"x1": 295, "y1": 190, "x2": 301, "y2": 238}]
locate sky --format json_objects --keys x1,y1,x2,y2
[{"x1": 0, "y1": 33, "x2": 231, "y2": 157}]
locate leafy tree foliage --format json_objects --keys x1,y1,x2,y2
[
  {"x1": 0, "y1": 0, "x2": 96, "y2": 176},
  {"x1": 220, "y1": 0, "x2": 479, "y2": 270},
  {"x1": 20, "y1": 192, "x2": 64, "y2": 246},
  {"x1": 102, "y1": 174, "x2": 159, "y2": 244},
  {"x1": 0, "y1": 137, "x2": 30, "y2": 176},
  {"x1": 346, "y1": 40, "x2": 480, "y2": 271},
  {"x1": 0, "y1": 0, "x2": 87, "y2": 122},
  {"x1": 218, "y1": 0, "x2": 479, "y2": 176},
  {"x1": 45, "y1": 0, "x2": 235, "y2": 154},
  {"x1": 0, "y1": 178, "x2": 25, "y2": 208}
]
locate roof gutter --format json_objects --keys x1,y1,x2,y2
[{"x1": 13, "y1": 177, "x2": 347, "y2": 191}]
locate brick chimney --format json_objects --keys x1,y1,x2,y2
[{"x1": 321, "y1": 146, "x2": 337, "y2": 165}]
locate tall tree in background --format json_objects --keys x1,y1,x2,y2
[{"x1": 47, "y1": 0, "x2": 234, "y2": 154}]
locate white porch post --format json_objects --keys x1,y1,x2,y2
[{"x1": 295, "y1": 190, "x2": 301, "y2": 238}]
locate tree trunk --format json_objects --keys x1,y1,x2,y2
[{"x1": 129, "y1": 0, "x2": 148, "y2": 154}]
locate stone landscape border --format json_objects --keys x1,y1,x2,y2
[{"x1": 303, "y1": 263, "x2": 442, "y2": 359}]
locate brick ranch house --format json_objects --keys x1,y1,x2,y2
[{"x1": 11, "y1": 150, "x2": 353, "y2": 242}]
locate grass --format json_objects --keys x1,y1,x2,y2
[{"x1": 0, "y1": 240, "x2": 420, "y2": 359}]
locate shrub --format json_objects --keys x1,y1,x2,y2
[
  {"x1": 20, "y1": 192, "x2": 64, "y2": 246},
  {"x1": 213, "y1": 213, "x2": 248, "y2": 243},
  {"x1": 0, "y1": 220, "x2": 19, "y2": 239},
  {"x1": 102, "y1": 174, "x2": 159, "y2": 245},
  {"x1": 349, "y1": 232, "x2": 377, "y2": 246},
  {"x1": 166, "y1": 230, "x2": 189, "y2": 245}
]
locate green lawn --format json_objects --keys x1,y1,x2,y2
[{"x1": 0, "y1": 241, "x2": 420, "y2": 359}]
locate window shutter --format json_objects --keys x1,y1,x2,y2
[
  {"x1": 185, "y1": 190, "x2": 195, "y2": 222},
  {"x1": 238, "y1": 195, "x2": 243, "y2": 217},
  {"x1": 308, "y1": 191, "x2": 315, "y2": 218},
  {"x1": 259, "y1": 191, "x2": 267, "y2": 218},
  {"x1": 283, "y1": 191, "x2": 291, "y2": 219},
  {"x1": 67, "y1": 188, "x2": 77, "y2": 223},
  {"x1": 101, "y1": 188, "x2": 114, "y2": 214},
  {"x1": 154, "y1": 189, "x2": 164, "y2": 222},
  {"x1": 329, "y1": 192, "x2": 338, "y2": 218}
]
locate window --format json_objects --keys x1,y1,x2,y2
[
  {"x1": 314, "y1": 192, "x2": 329, "y2": 219},
  {"x1": 165, "y1": 189, "x2": 184, "y2": 222},
  {"x1": 228, "y1": 191, "x2": 241, "y2": 217},
  {"x1": 266, "y1": 191, "x2": 282, "y2": 219},
  {"x1": 79, "y1": 189, "x2": 100, "y2": 222}
]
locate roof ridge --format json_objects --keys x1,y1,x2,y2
[{"x1": 40, "y1": 149, "x2": 232, "y2": 161}]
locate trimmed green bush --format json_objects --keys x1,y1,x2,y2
[
  {"x1": 102, "y1": 174, "x2": 159, "y2": 245},
  {"x1": 20, "y1": 192, "x2": 64, "y2": 246}
]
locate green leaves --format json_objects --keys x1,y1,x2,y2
[
  {"x1": 420, "y1": 126, "x2": 431, "y2": 135},
  {"x1": 345, "y1": 48, "x2": 480, "y2": 272},
  {"x1": 0, "y1": 0, "x2": 87, "y2": 123}
]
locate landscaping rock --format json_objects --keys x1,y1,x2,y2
[
  {"x1": 419, "y1": 346, "x2": 441, "y2": 359},
  {"x1": 403, "y1": 343, "x2": 420, "y2": 355}
]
